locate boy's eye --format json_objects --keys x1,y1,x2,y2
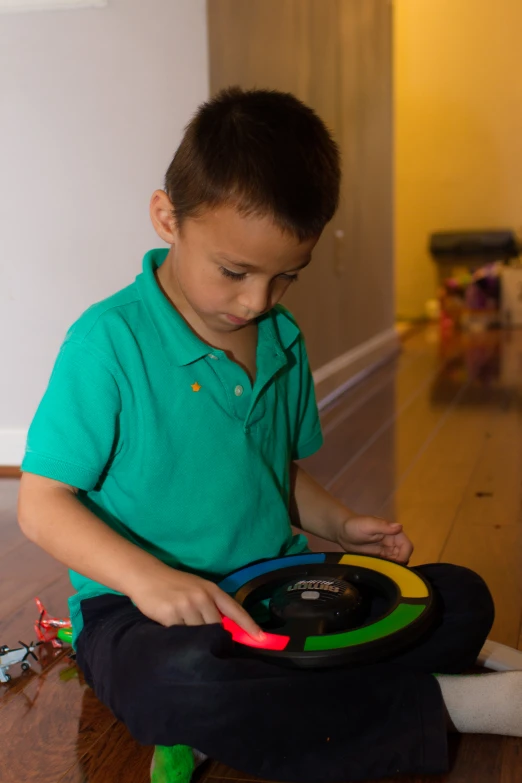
[
  {"x1": 220, "y1": 267, "x2": 246, "y2": 281},
  {"x1": 219, "y1": 267, "x2": 299, "y2": 283}
]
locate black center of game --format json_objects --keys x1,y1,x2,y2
[{"x1": 269, "y1": 576, "x2": 365, "y2": 633}]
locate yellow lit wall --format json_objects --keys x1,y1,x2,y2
[{"x1": 395, "y1": 0, "x2": 522, "y2": 319}]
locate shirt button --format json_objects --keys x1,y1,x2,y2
[
  {"x1": 208, "y1": 353, "x2": 218, "y2": 360},
  {"x1": 234, "y1": 385, "x2": 244, "y2": 397}
]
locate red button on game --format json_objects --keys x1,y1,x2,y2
[{"x1": 222, "y1": 616, "x2": 290, "y2": 651}]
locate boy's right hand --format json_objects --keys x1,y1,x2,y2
[{"x1": 129, "y1": 566, "x2": 265, "y2": 641}]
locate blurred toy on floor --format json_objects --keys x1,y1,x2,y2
[{"x1": 437, "y1": 262, "x2": 502, "y2": 331}]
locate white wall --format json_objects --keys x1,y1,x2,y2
[{"x1": 0, "y1": 0, "x2": 209, "y2": 464}]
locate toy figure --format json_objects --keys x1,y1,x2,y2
[
  {"x1": 0, "y1": 641, "x2": 39, "y2": 683},
  {"x1": 34, "y1": 597, "x2": 72, "y2": 648}
]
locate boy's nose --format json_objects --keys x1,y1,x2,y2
[{"x1": 238, "y1": 284, "x2": 271, "y2": 317}]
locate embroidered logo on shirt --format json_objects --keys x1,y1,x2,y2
[{"x1": 191, "y1": 382, "x2": 201, "y2": 392}]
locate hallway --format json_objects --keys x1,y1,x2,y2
[{"x1": 1, "y1": 325, "x2": 522, "y2": 782}]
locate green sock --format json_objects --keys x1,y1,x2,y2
[{"x1": 151, "y1": 744, "x2": 195, "y2": 783}]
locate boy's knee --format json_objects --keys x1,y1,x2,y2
[
  {"x1": 123, "y1": 621, "x2": 233, "y2": 687},
  {"x1": 417, "y1": 563, "x2": 495, "y2": 631},
  {"x1": 109, "y1": 624, "x2": 235, "y2": 745}
]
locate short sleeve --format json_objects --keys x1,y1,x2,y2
[
  {"x1": 21, "y1": 341, "x2": 121, "y2": 490},
  {"x1": 292, "y1": 335, "x2": 323, "y2": 460}
]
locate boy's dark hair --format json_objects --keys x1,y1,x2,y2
[{"x1": 165, "y1": 87, "x2": 340, "y2": 240}]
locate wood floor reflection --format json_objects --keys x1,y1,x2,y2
[{"x1": 2, "y1": 325, "x2": 522, "y2": 782}]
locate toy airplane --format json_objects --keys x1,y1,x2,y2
[
  {"x1": 0, "y1": 641, "x2": 39, "y2": 683},
  {"x1": 34, "y1": 597, "x2": 72, "y2": 647}
]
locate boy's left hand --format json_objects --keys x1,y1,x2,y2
[{"x1": 337, "y1": 516, "x2": 413, "y2": 564}]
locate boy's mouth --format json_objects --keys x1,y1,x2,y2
[{"x1": 226, "y1": 314, "x2": 251, "y2": 326}]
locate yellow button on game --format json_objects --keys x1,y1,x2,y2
[{"x1": 339, "y1": 554, "x2": 429, "y2": 598}]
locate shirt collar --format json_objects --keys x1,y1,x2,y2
[
  {"x1": 136, "y1": 248, "x2": 301, "y2": 367},
  {"x1": 136, "y1": 248, "x2": 210, "y2": 366},
  {"x1": 267, "y1": 304, "x2": 301, "y2": 351}
]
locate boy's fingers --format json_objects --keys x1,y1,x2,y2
[
  {"x1": 349, "y1": 542, "x2": 386, "y2": 557},
  {"x1": 370, "y1": 520, "x2": 401, "y2": 535},
  {"x1": 199, "y1": 603, "x2": 224, "y2": 626},
  {"x1": 353, "y1": 519, "x2": 401, "y2": 540},
  {"x1": 215, "y1": 591, "x2": 264, "y2": 640},
  {"x1": 183, "y1": 608, "x2": 208, "y2": 626},
  {"x1": 399, "y1": 542, "x2": 414, "y2": 563},
  {"x1": 349, "y1": 541, "x2": 407, "y2": 561}
]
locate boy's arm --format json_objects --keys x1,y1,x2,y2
[
  {"x1": 289, "y1": 463, "x2": 414, "y2": 563},
  {"x1": 18, "y1": 473, "x2": 264, "y2": 638},
  {"x1": 19, "y1": 473, "x2": 167, "y2": 595}
]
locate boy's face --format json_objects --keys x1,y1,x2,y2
[{"x1": 151, "y1": 194, "x2": 318, "y2": 337}]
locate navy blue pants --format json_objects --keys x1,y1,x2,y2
[{"x1": 76, "y1": 564, "x2": 494, "y2": 782}]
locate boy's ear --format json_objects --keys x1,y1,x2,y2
[{"x1": 150, "y1": 190, "x2": 178, "y2": 244}]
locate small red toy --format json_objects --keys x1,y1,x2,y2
[{"x1": 34, "y1": 598, "x2": 72, "y2": 648}]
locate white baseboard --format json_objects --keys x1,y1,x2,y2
[
  {"x1": 0, "y1": 1, "x2": 107, "y2": 14},
  {"x1": 313, "y1": 327, "x2": 400, "y2": 411},
  {"x1": 0, "y1": 429, "x2": 27, "y2": 467}
]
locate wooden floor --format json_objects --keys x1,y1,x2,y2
[{"x1": 2, "y1": 324, "x2": 522, "y2": 782}]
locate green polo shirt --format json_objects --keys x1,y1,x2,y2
[{"x1": 22, "y1": 248, "x2": 323, "y2": 645}]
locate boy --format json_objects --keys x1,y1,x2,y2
[{"x1": 18, "y1": 88, "x2": 519, "y2": 783}]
